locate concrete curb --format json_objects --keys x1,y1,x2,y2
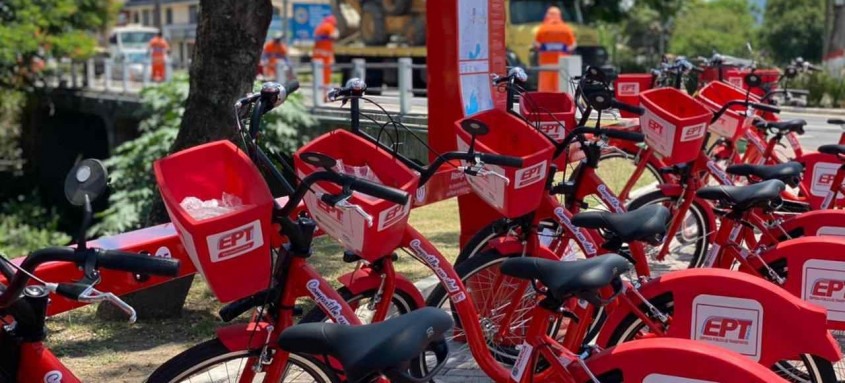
[{"x1": 780, "y1": 106, "x2": 845, "y2": 116}]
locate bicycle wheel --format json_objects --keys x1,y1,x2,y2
[
  {"x1": 456, "y1": 216, "x2": 587, "y2": 267},
  {"x1": 765, "y1": 259, "x2": 845, "y2": 381},
  {"x1": 299, "y1": 286, "x2": 419, "y2": 324},
  {"x1": 416, "y1": 251, "x2": 561, "y2": 373},
  {"x1": 147, "y1": 338, "x2": 340, "y2": 383},
  {"x1": 605, "y1": 293, "x2": 837, "y2": 383},
  {"x1": 627, "y1": 190, "x2": 710, "y2": 276},
  {"x1": 591, "y1": 150, "x2": 665, "y2": 204}
]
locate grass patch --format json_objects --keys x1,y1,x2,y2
[{"x1": 47, "y1": 199, "x2": 460, "y2": 381}]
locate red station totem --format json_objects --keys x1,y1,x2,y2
[{"x1": 427, "y1": 0, "x2": 509, "y2": 244}]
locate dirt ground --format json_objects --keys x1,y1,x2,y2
[{"x1": 46, "y1": 199, "x2": 461, "y2": 382}]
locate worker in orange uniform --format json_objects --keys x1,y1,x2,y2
[
  {"x1": 534, "y1": 7, "x2": 576, "y2": 91},
  {"x1": 313, "y1": 15, "x2": 339, "y2": 87},
  {"x1": 148, "y1": 32, "x2": 170, "y2": 82},
  {"x1": 262, "y1": 33, "x2": 290, "y2": 79}
]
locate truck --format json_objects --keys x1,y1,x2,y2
[{"x1": 303, "y1": 0, "x2": 606, "y2": 93}]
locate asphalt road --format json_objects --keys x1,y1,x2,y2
[{"x1": 784, "y1": 111, "x2": 843, "y2": 150}]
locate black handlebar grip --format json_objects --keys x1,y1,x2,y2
[
  {"x1": 326, "y1": 88, "x2": 341, "y2": 101},
  {"x1": 56, "y1": 283, "x2": 91, "y2": 301},
  {"x1": 610, "y1": 100, "x2": 645, "y2": 116},
  {"x1": 602, "y1": 129, "x2": 645, "y2": 143},
  {"x1": 750, "y1": 102, "x2": 780, "y2": 114},
  {"x1": 98, "y1": 250, "x2": 180, "y2": 277},
  {"x1": 348, "y1": 178, "x2": 409, "y2": 206},
  {"x1": 285, "y1": 81, "x2": 300, "y2": 95},
  {"x1": 478, "y1": 153, "x2": 524, "y2": 168}
]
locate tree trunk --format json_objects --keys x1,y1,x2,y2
[
  {"x1": 109, "y1": 0, "x2": 274, "y2": 321},
  {"x1": 825, "y1": 4, "x2": 845, "y2": 77},
  {"x1": 828, "y1": 4, "x2": 845, "y2": 59}
]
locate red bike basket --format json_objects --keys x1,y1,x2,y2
[
  {"x1": 455, "y1": 109, "x2": 555, "y2": 218},
  {"x1": 614, "y1": 74, "x2": 654, "y2": 118},
  {"x1": 696, "y1": 81, "x2": 758, "y2": 141},
  {"x1": 519, "y1": 92, "x2": 577, "y2": 142},
  {"x1": 154, "y1": 140, "x2": 274, "y2": 303},
  {"x1": 639, "y1": 88, "x2": 711, "y2": 166},
  {"x1": 294, "y1": 130, "x2": 418, "y2": 261}
]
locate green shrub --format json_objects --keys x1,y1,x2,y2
[
  {"x1": 0, "y1": 192, "x2": 71, "y2": 258},
  {"x1": 0, "y1": 90, "x2": 24, "y2": 173},
  {"x1": 94, "y1": 77, "x2": 316, "y2": 235},
  {"x1": 792, "y1": 72, "x2": 845, "y2": 108}
]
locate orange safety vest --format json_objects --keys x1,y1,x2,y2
[
  {"x1": 313, "y1": 21, "x2": 337, "y2": 63},
  {"x1": 535, "y1": 20, "x2": 576, "y2": 91},
  {"x1": 262, "y1": 41, "x2": 288, "y2": 69},
  {"x1": 148, "y1": 36, "x2": 170, "y2": 62}
]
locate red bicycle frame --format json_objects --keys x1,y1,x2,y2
[
  {"x1": 214, "y1": 254, "x2": 368, "y2": 383},
  {"x1": 399, "y1": 223, "x2": 793, "y2": 382}
]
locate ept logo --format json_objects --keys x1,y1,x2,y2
[
  {"x1": 647, "y1": 119, "x2": 664, "y2": 135},
  {"x1": 818, "y1": 173, "x2": 836, "y2": 186},
  {"x1": 378, "y1": 203, "x2": 408, "y2": 231},
  {"x1": 692, "y1": 295, "x2": 762, "y2": 360},
  {"x1": 207, "y1": 220, "x2": 264, "y2": 262},
  {"x1": 618, "y1": 83, "x2": 639, "y2": 96},
  {"x1": 515, "y1": 161, "x2": 547, "y2": 189},
  {"x1": 701, "y1": 316, "x2": 754, "y2": 340},
  {"x1": 681, "y1": 124, "x2": 705, "y2": 142},
  {"x1": 538, "y1": 123, "x2": 565, "y2": 140},
  {"x1": 811, "y1": 279, "x2": 845, "y2": 298},
  {"x1": 316, "y1": 198, "x2": 344, "y2": 221}
]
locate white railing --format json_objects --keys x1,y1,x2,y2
[
  {"x1": 38, "y1": 56, "x2": 177, "y2": 94},
  {"x1": 39, "y1": 54, "x2": 584, "y2": 115}
]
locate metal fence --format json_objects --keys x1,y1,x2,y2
[{"x1": 39, "y1": 54, "x2": 584, "y2": 115}]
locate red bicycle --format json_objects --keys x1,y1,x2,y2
[
  {"x1": 0, "y1": 159, "x2": 181, "y2": 383},
  {"x1": 315, "y1": 75, "x2": 840, "y2": 381},
  {"x1": 147, "y1": 82, "x2": 442, "y2": 383}
]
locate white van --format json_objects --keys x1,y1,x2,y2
[{"x1": 106, "y1": 25, "x2": 159, "y2": 80}]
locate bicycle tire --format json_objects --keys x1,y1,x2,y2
[
  {"x1": 299, "y1": 286, "x2": 419, "y2": 324},
  {"x1": 605, "y1": 293, "x2": 837, "y2": 383},
  {"x1": 417, "y1": 251, "x2": 561, "y2": 372},
  {"x1": 627, "y1": 190, "x2": 711, "y2": 276},
  {"x1": 588, "y1": 150, "x2": 666, "y2": 203},
  {"x1": 146, "y1": 338, "x2": 340, "y2": 383}
]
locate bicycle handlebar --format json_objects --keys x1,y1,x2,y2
[
  {"x1": 278, "y1": 170, "x2": 410, "y2": 217},
  {"x1": 603, "y1": 129, "x2": 645, "y2": 143},
  {"x1": 610, "y1": 99, "x2": 645, "y2": 116},
  {"x1": 327, "y1": 78, "x2": 367, "y2": 101},
  {"x1": 711, "y1": 100, "x2": 780, "y2": 123},
  {"x1": 492, "y1": 67, "x2": 528, "y2": 86},
  {"x1": 0, "y1": 247, "x2": 180, "y2": 309}
]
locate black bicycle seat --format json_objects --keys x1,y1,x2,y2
[
  {"x1": 696, "y1": 179, "x2": 785, "y2": 211},
  {"x1": 726, "y1": 162, "x2": 803, "y2": 188},
  {"x1": 571, "y1": 204, "x2": 670, "y2": 245},
  {"x1": 500, "y1": 254, "x2": 631, "y2": 301},
  {"x1": 278, "y1": 307, "x2": 452, "y2": 381}
]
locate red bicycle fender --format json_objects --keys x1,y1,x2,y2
[
  {"x1": 597, "y1": 268, "x2": 840, "y2": 365},
  {"x1": 337, "y1": 268, "x2": 426, "y2": 309},
  {"x1": 757, "y1": 210, "x2": 845, "y2": 247},
  {"x1": 217, "y1": 322, "x2": 271, "y2": 351},
  {"x1": 581, "y1": 338, "x2": 785, "y2": 382},
  {"x1": 759, "y1": 236, "x2": 845, "y2": 335}
]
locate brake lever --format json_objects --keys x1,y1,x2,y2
[
  {"x1": 79, "y1": 287, "x2": 138, "y2": 323},
  {"x1": 328, "y1": 195, "x2": 374, "y2": 227},
  {"x1": 458, "y1": 160, "x2": 511, "y2": 185}
]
